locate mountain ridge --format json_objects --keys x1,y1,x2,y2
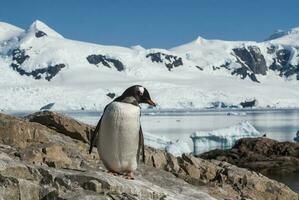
[{"x1": 0, "y1": 20, "x2": 298, "y2": 111}]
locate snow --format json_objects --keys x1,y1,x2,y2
[
  {"x1": 0, "y1": 20, "x2": 299, "y2": 111},
  {"x1": 191, "y1": 121, "x2": 261, "y2": 155},
  {"x1": 266, "y1": 27, "x2": 299, "y2": 45},
  {"x1": 144, "y1": 132, "x2": 191, "y2": 156},
  {"x1": 0, "y1": 22, "x2": 24, "y2": 41}
]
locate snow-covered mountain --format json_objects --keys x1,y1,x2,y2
[{"x1": 0, "y1": 20, "x2": 299, "y2": 111}]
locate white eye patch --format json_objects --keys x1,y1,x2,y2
[{"x1": 138, "y1": 86, "x2": 144, "y2": 95}]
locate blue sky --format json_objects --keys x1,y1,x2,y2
[{"x1": 1, "y1": 0, "x2": 298, "y2": 48}]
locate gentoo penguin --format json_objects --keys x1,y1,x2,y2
[{"x1": 89, "y1": 85, "x2": 156, "y2": 179}]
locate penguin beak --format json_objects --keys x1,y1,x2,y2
[{"x1": 146, "y1": 99, "x2": 156, "y2": 107}]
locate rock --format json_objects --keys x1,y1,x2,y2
[
  {"x1": 0, "y1": 150, "x2": 208, "y2": 200},
  {"x1": 86, "y1": 54, "x2": 124, "y2": 71},
  {"x1": 106, "y1": 92, "x2": 116, "y2": 99},
  {"x1": 35, "y1": 30, "x2": 47, "y2": 38},
  {"x1": 1, "y1": 112, "x2": 297, "y2": 200},
  {"x1": 146, "y1": 52, "x2": 183, "y2": 71},
  {"x1": 200, "y1": 137, "x2": 299, "y2": 175},
  {"x1": 270, "y1": 49, "x2": 299, "y2": 80},
  {"x1": 164, "y1": 153, "x2": 180, "y2": 173},
  {"x1": 229, "y1": 46, "x2": 268, "y2": 82},
  {"x1": 0, "y1": 175, "x2": 20, "y2": 200},
  {"x1": 0, "y1": 113, "x2": 52, "y2": 149},
  {"x1": 42, "y1": 145, "x2": 72, "y2": 168},
  {"x1": 240, "y1": 99, "x2": 256, "y2": 108},
  {"x1": 26, "y1": 111, "x2": 93, "y2": 143},
  {"x1": 19, "y1": 179, "x2": 40, "y2": 200},
  {"x1": 83, "y1": 180, "x2": 102, "y2": 193},
  {"x1": 10, "y1": 51, "x2": 65, "y2": 81},
  {"x1": 152, "y1": 151, "x2": 167, "y2": 169},
  {"x1": 145, "y1": 147, "x2": 298, "y2": 200},
  {"x1": 233, "y1": 46, "x2": 267, "y2": 75}
]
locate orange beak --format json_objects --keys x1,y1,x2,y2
[{"x1": 146, "y1": 99, "x2": 156, "y2": 106}]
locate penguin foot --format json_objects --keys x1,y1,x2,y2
[
  {"x1": 107, "y1": 170, "x2": 120, "y2": 176},
  {"x1": 123, "y1": 172, "x2": 134, "y2": 180}
]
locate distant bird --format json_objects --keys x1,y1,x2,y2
[
  {"x1": 40, "y1": 102, "x2": 55, "y2": 110},
  {"x1": 89, "y1": 85, "x2": 156, "y2": 179}
]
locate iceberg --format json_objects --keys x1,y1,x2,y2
[
  {"x1": 190, "y1": 121, "x2": 261, "y2": 155},
  {"x1": 144, "y1": 132, "x2": 192, "y2": 156}
]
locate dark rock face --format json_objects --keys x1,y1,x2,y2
[
  {"x1": 233, "y1": 46, "x2": 267, "y2": 75},
  {"x1": 231, "y1": 65, "x2": 260, "y2": 82},
  {"x1": 106, "y1": 92, "x2": 116, "y2": 99},
  {"x1": 10, "y1": 48, "x2": 65, "y2": 81},
  {"x1": 146, "y1": 52, "x2": 183, "y2": 71},
  {"x1": 231, "y1": 46, "x2": 267, "y2": 82},
  {"x1": 11, "y1": 62, "x2": 65, "y2": 81},
  {"x1": 270, "y1": 49, "x2": 299, "y2": 80},
  {"x1": 86, "y1": 54, "x2": 124, "y2": 71},
  {"x1": 240, "y1": 99, "x2": 256, "y2": 108},
  {"x1": 267, "y1": 45, "x2": 277, "y2": 54},
  {"x1": 35, "y1": 31, "x2": 47, "y2": 38},
  {"x1": 272, "y1": 49, "x2": 291, "y2": 69},
  {"x1": 12, "y1": 48, "x2": 29, "y2": 65}
]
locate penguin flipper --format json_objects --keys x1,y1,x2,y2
[
  {"x1": 137, "y1": 126, "x2": 145, "y2": 163},
  {"x1": 88, "y1": 116, "x2": 102, "y2": 154},
  {"x1": 88, "y1": 106, "x2": 107, "y2": 154}
]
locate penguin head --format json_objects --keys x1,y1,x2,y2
[{"x1": 120, "y1": 85, "x2": 156, "y2": 106}]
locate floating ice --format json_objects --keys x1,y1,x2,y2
[
  {"x1": 144, "y1": 132, "x2": 191, "y2": 156},
  {"x1": 191, "y1": 121, "x2": 261, "y2": 155}
]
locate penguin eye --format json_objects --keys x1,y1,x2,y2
[{"x1": 137, "y1": 91, "x2": 143, "y2": 96}]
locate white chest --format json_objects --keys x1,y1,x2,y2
[{"x1": 98, "y1": 102, "x2": 141, "y2": 172}]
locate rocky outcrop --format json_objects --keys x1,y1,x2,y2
[
  {"x1": 233, "y1": 46, "x2": 267, "y2": 75},
  {"x1": 25, "y1": 111, "x2": 93, "y2": 143},
  {"x1": 146, "y1": 52, "x2": 183, "y2": 71},
  {"x1": 35, "y1": 30, "x2": 47, "y2": 38},
  {"x1": 106, "y1": 92, "x2": 116, "y2": 99},
  {"x1": 11, "y1": 48, "x2": 29, "y2": 65},
  {"x1": 86, "y1": 54, "x2": 125, "y2": 71},
  {"x1": 144, "y1": 147, "x2": 298, "y2": 200},
  {"x1": 0, "y1": 112, "x2": 215, "y2": 199},
  {"x1": 0, "y1": 112, "x2": 298, "y2": 200},
  {"x1": 270, "y1": 49, "x2": 299, "y2": 80},
  {"x1": 0, "y1": 148, "x2": 178, "y2": 200},
  {"x1": 200, "y1": 137, "x2": 299, "y2": 175},
  {"x1": 230, "y1": 46, "x2": 267, "y2": 82},
  {"x1": 10, "y1": 48, "x2": 65, "y2": 81},
  {"x1": 240, "y1": 99, "x2": 256, "y2": 108}
]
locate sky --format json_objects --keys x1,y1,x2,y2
[{"x1": 0, "y1": 0, "x2": 299, "y2": 48}]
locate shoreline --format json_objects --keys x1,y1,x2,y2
[{"x1": 5, "y1": 107, "x2": 299, "y2": 117}]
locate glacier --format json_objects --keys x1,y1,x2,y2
[{"x1": 191, "y1": 121, "x2": 261, "y2": 155}]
